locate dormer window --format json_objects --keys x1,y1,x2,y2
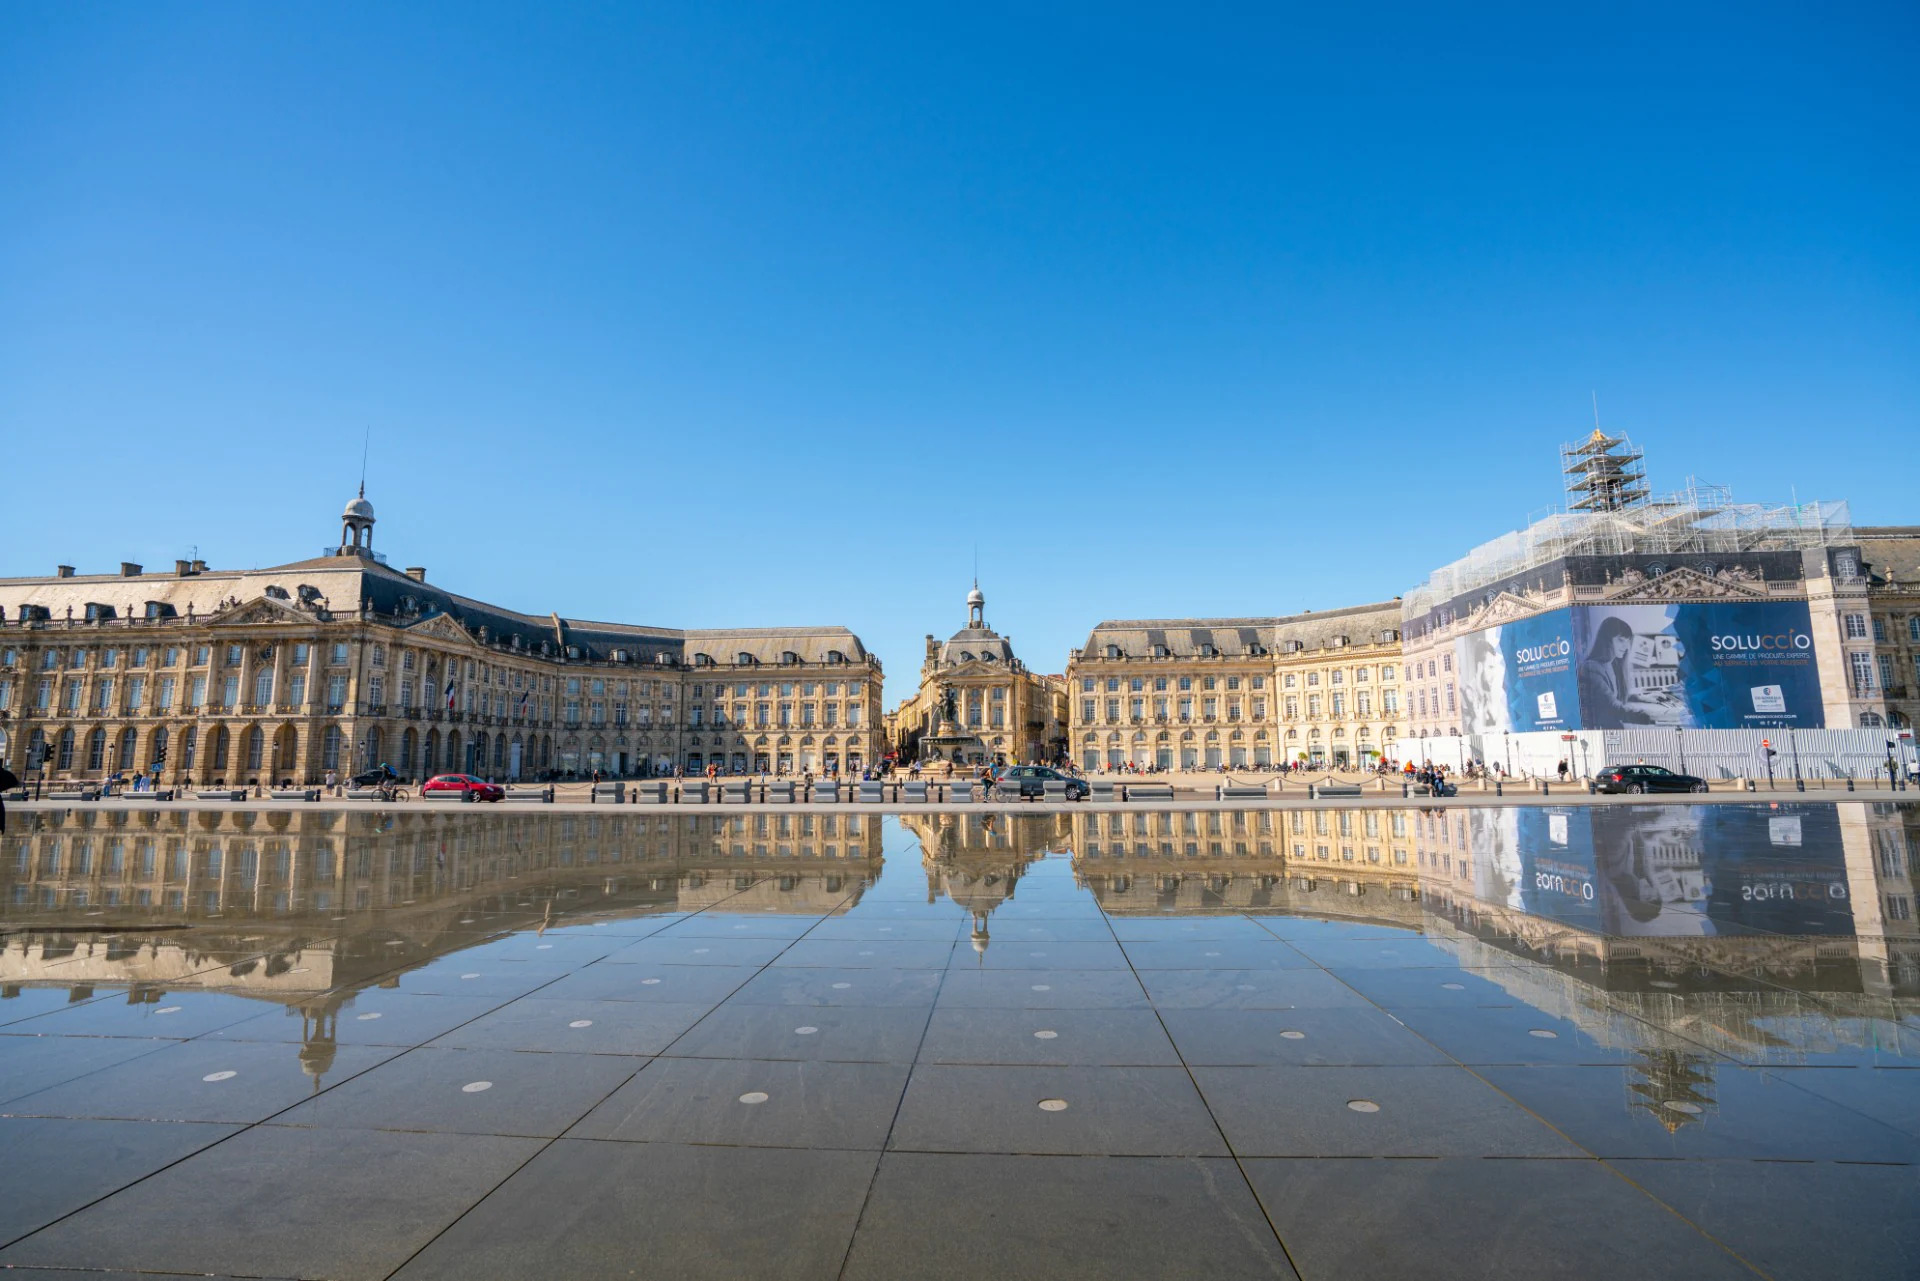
[
  {"x1": 1153, "y1": 644, "x2": 1169, "y2": 658},
  {"x1": 1199, "y1": 643, "x2": 1217, "y2": 657},
  {"x1": 781, "y1": 651, "x2": 800, "y2": 665},
  {"x1": 84, "y1": 603, "x2": 116, "y2": 621},
  {"x1": 695, "y1": 652, "x2": 715, "y2": 667},
  {"x1": 265, "y1": 585, "x2": 289, "y2": 601},
  {"x1": 738, "y1": 651, "x2": 757, "y2": 666},
  {"x1": 143, "y1": 601, "x2": 176, "y2": 619},
  {"x1": 827, "y1": 650, "x2": 845, "y2": 664},
  {"x1": 612, "y1": 649, "x2": 631, "y2": 663},
  {"x1": 1105, "y1": 644, "x2": 1121, "y2": 659}
]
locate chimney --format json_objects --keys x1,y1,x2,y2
[
  {"x1": 405, "y1": 567, "x2": 427, "y2": 582},
  {"x1": 55, "y1": 565, "x2": 75, "y2": 578},
  {"x1": 120, "y1": 562, "x2": 142, "y2": 577},
  {"x1": 191, "y1": 559, "x2": 207, "y2": 574},
  {"x1": 175, "y1": 560, "x2": 193, "y2": 576}
]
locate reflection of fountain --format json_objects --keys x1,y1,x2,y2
[
  {"x1": 1626, "y1": 1048, "x2": 1717, "y2": 1132},
  {"x1": 908, "y1": 813, "x2": 1061, "y2": 956}
]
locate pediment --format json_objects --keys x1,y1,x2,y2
[
  {"x1": 1463, "y1": 591, "x2": 1540, "y2": 630},
  {"x1": 401, "y1": 613, "x2": 485, "y2": 648},
  {"x1": 206, "y1": 596, "x2": 312, "y2": 628},
  {"x1": 1605, "y1": 565, "x2": 1767, "y2": 602}
]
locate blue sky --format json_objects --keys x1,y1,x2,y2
[{"x1": 3, "y1": 2, "x2": 1915, "y2": 691}]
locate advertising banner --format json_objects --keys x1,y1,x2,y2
[
  {"x1": 1458, "y1": 609, "x2": 1580, "y2": 735},
  {"x1": 1482, "y1": 805, "x2": 1854, "y2": 938},
  {"x1": 1571, "y1": 601, "x2": 1824, "y2": 729}
]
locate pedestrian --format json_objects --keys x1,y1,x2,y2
[
  {"x1": 0, "y1": 761, "x2": 17, "y2": 834},
  {"x1": 1557, "y1": 759, "x2": 1569, "y2": 782},
  {"x1": 325, "y1": 767, "x2": 337, "y2": 795}
]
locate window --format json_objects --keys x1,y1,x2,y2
[
  {"x1": 69, "y1": 649, "x2": 87, "y2": 669},
  {"x1": 1226, "y1": 676, "x2": 1241, "y2": 691},
  {"x1": 1872, "y1": 617, "x2": 1888, "y2": 642},
  {"x1": 1329, "y1": 670, "x2": 1342, "y2": 684},
  {"x1": 1850, "y1": 651, "x2": 1875, "y2": 691},
  {"x1": 327, "y1": 675, "x2": 347, "y2": 711},
  {"x1": 1308, "y1": 694, "x2": 1321, "y2": 716},
  {"x1": 1306, "y1": 672, "x2": 1319, "y2": 686},
  {"x1": 330, "y1": 642, "x2": 349, "y2": 664},
  {"x1": 1080, "y1": 678, "x2": 1094, "y2": 692},
  {"x1": 1844, "y1": 613, "x2": 1867, "y2": 640},
  {"x1": 254, "y1": 670, "x2": 273, "y2": 706},
  {"x1": 288, "y1": 673, "x2": 305, "y2": 706},
  {"x1": 220, "y1": 675, "x2": 239, "y2": 709},
  {"x1": 1382, "y1": 665, "x2": 1396, "y2": 681},
  {"x1": 1879, "y1": 655, "x2": 1895, "y2": 690},
  {"x1": 1082, "y1": 699, "x2": 1095, "y2": 721},
  {"x1": 1910, "y1": 617, "x2": 1920, "y2": 643},
  {"x1": 1445, "y1": 682, "x2": 1456, "y2": 712}
]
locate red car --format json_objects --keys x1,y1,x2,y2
[{"x1": 421, "y1": 773, "x2": 505, "y2": 802}]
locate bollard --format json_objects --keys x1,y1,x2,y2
[
  {"x1": 672, "y1": 786, "x2": 680, "y2": 804},
  {"x1": 1401, "y1": 783, "x2": 1408, "y2": 798},
  {"x1": 1846, "y1": 776, "x2": 1855, "y2": 792},
  {"x1": 1495, "y1": 780, "x2": 1503, "y2": 797},
  {"x1": 1121, "y1": 785, "x2": 1129, "y2": 802},
  {"x1": 1308, "y1": 784, "x2": 1317, "y2": 800}
]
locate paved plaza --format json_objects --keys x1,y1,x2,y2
[{"x1": 0, "y1": 802, "x2": 1914, "y2": 1279}]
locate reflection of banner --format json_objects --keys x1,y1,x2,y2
[
  {"x1": 1573, "y1": 601, "x2": 1823, "y2": 729},
  {"x1": 1495, "y1": 805, "x2": 1853, "y2": 937}
]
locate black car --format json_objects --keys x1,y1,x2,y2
[
  {"x1": 992, "y1": 765, "x2": 1090, "y2": 801},
  {"x1": 1594, "y1": 764, "x2": 1709, "y2": 795}
]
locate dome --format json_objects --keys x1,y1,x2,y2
[
  {"x1": 343, "y1": 495, "x2": 375, "y2": 520},
  {"x1": 966, "y1": 585, "x2": 984, "y2": 607}
]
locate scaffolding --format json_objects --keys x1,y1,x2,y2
[
  {"x1": 1563, "y1": 429, "x2": 1649, "y2": 512},
  {"x1": 1404, "y1": 474, "x2": 1851, "y2": 621}
]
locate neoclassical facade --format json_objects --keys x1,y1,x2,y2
[
  {"x1": 883, "y1": 585, "x2": 1068, "y2": 767},
  {"x1": 0, "y1": 495, "x2": 884, "y2": 785},
  {"x1": 1860, "y1": 526, "x2": 1920, "y2": 736},
  {"x1": 1066, "y1": 603, "x2": 1403, "y2": 771}
]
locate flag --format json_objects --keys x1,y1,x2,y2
[
  {"x1": 444, "y1": 679, "x2": 456, "y2": 710},
  {"x1": 518, "y1": 690, "x2": 530, "y2": 714}
]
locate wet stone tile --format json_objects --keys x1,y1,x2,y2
[
  {"x1": 1478, "y1": 1063, "x2": 1920, "y2": 1162},
  {"x1": 569, "y1": 1056, "x2": 910, "y2": 1149},
  {"x1": 1105, "y1": 915, "x2": 1283, "y2": 942},
  {"x1": 209, "y1": 991, "x2": 510, "y2": 1048},
  {"x1": 1285, "y1": 936, "x2": 1513, "y2": 970},
  {"x1": 272, "y1": 1046, "x2": 644, "y2": 1137},
  {"x1": 1243, "y1": 1156, "x2": 1755, "y2": 1280},
  {"x1": 1194, "y1": 1065, "x2": 1582, "y2": 1157},
  {"x1": 0, "y1": 1126, "x2": 542, "y2": 1281},
  {"x1": 656, "y1": 913, "x2": 831, "y2": 939},
  {"x1": 391, "y1": 1140, "x2": 876, "y2": 1281},
  {"x1": 889, "y1": 1065, "x2": 1227, "y2": 1156},
  {"x1": 2, "y1": 1037, "x2": 401, "y2": 1124},
  {"x1": 601, "y1": 935, "x2": 793, "y2": 967},
  {"x1": 0, "y1": 1032, "x2": 175, "y2": 1107},
  {"x1": 536, "y1": 962, "x2": 758, "y2": 1005},
  {"x1": 773, "y1": 938, "x2": 958, "y2": 969},
  {"x1": 0, "y1": 990, "x2": 264, "y2": 1041},
  {"x1": 0, "y1": 1117, "x2": 243, "y2": 1243},
  {"x1": 1615, "y1": 1158, "x2": 1920, "y2": 1281},
  {"x1": 727, "y1": 966, "x2": 944, "y2": 1008},
  {"x1": 1119, "y1": 939, "x2": 1314, "y2": 971},
  {"x1": 1765, "y1": 1065, "x2": 1920, "y2": 1138},
  {"x1": 666, "y1": 1002, "x2": 930, "y2": 1063},
  {"x1": 1136, "y1": 967, "x2": 1373, "y2": 1011},
  {"x1": 1161, "y1": 1007, "x2": 1450, "y2": 1067},
  {"x1": 935, "y1": 969, "x2": 1150, "y2": 1011},
  {"x1": 1386, "y1": 1003, "x2": 1662, "y2": 1066},
  {"x1": 427, "y1": 997, "x2": 713, "y2": 1056},
  {"x1": 843, "y1": 1152, "x2": 1295, "y2": 1281},
  {"x1": 1325, "y1": 964, "x2": 1527, "y2": 1009},
  {"x1": 949, "y1": 938, "x2": 1132, "y2": 970},
  {"x1": 917, "y1": 1008, "x2": 1182, "y2": 1066}
]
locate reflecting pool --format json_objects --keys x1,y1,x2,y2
[{"x1": 1, "y1": 802, "x2": 1915, "y2": 1278}]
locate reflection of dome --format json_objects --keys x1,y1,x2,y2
[{"x1": 343, "y1": 496, "x2": 375, "y2": 520}]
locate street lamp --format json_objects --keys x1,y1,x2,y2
[
  {"x1": 1503, "y1": 729, "x2": 1511, "y2": 776},
  {"x1": 1675, "y1": 725, "x2": 1686, "y2": 776}
]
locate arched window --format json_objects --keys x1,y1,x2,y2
[
  {"x1": 118, "y1": 727, "x2": 137, "y2": 773},
  {"x1": 402, "y1": 728, "x2": 417, "y2": 772},
  {"x1": 210, "y1": 726, "x2": 229, "y2": 771},
  {"x1": 322, "y1": 724, "x2": 343, "y2": 770},
  {"x1": 56, "y1": 727, "x2": 75, "y2": 771},
  {"x1": 87, "y1": 728, "x2": 107, "y2": 771},
  {"x1": 244, "y1": 726, "x2": 264, "y2": 770}
]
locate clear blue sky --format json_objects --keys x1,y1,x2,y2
[{"x1": 3, "y1": 2, "x2": 1915, "y2": 693}]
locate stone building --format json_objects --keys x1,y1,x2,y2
[
  {"x1": 884, "y1": 584, "x2": 1068, "y2": 768},
  {"x1": 1065, "y1": 603, "x2": 1404, "y2": 772},
  {"x1": 0, "y1": 494, "x2": 884, "y2": 785},
  {"x1": 1859, "y1": 526, "x2": 1920, "y2": 741}
]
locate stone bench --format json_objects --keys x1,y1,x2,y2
[
  {"x1": 901, "y1": 780, "x2": 929, "y2": 803},
  {"x1": 591, "y1": 782, "x2": 625, "y2": 804},
  {"x1": 48, "y1": 788, "x2": 99, "y2": 802},
  {"x1": 270, "y1": 788, "x2": 321, "y2": 802},
  {"x1": 504, "y1": 787, "x2": 552, "y2": 803},
  {"x1": 1089, "y1": 780, "x2": 1118, "y2": 802},
  {"x1": 632, "y1": 781, "x2": 669, "y2": 805},
  {"x1": 766, "y1": 780, "x2": 795, "y2": 804},
  {"x1": 195, "y1": 789, "x2": 246, "y2": 802},
  {"x1": 1312, "y1": 784, "x2": 1363, "y2": 798},
  {"x1": 114, "y1": 787, "x2": 175, "y2": 801},
  {"x1": 721, "y1": 780, "x2": 753, "y2": 804},
  {"x1": 860, "y1": 780, "x2": 888, "y2": 803},
  {"x1": 812, "y1": 781, "x2": 842, "y2": 804},
  {"x1": 679, "y1": 781, "x2": 710, "y2": 804},
  {"x1": 421, "y1": 790, "x2": 472, "y2": 802},
  {"x1": 1219, "y1": 784, "x2": 1268, "y2": 800},
  {"x1": 1126, "y1": 783, "x2": 1175, "y2": 802},
  {"x1": 1043, "y1": 779, "x2": 1074, "y2": 802},
  {"x1": 948, "y1": 780, "x2": 977, "y2": 803}
]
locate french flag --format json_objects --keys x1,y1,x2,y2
[{"x1": 444, "y1": 679, "x2": 456, "y2": 710}]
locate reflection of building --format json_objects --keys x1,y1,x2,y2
[
  {"x1": 904, "y1": 811, "x2": 1065, "y2": 951},
  {"x1": 1066, "y1": 604, "x2": 1403, "y2": 771},
  {"x1": 885, "y1": 584, "x2": 1067, "y2": 767},
  {"x1": 2, "y1": 804, "x2": 884, "y2": 1078},
  {"x1": 1859, "y1": 526, "x2": 1920, "y2": 736},
  {"x1": 1400, "y1": 433, "x2": 1887, "y2": 772},
  {"x1": 0, "y1": 494, "x2": 884, "y2": 785}
]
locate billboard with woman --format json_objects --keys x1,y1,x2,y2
[{"x1": 1571, "y1": 601, "x2": 1824, "y2": 729}]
